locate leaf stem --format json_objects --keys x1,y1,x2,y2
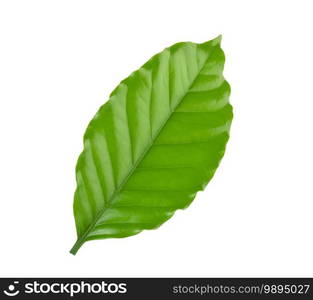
[{"x1": 70, "y1": 238, "x2": 85, "y2": 255}]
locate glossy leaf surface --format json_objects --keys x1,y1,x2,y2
[{"x1": 71, "y1": 36, "x2": 232, "y2": 254}]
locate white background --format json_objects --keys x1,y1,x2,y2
[{"x1": 0, "y1": 0, "x2": 312, "y2": 277}]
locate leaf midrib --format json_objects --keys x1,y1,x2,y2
[{"x1": 70, "y1": 47, "x2": 214, "y2": 254}]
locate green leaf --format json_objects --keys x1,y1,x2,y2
[{"x1": 70, "y1": 36, "x2": 232, "y2": 254}]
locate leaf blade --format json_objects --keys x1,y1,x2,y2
[{"x1": 71, "y1": 36, "x2": 232, "y2": 254}]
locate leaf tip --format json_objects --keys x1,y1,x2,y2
[
  {"x1": 213, "y1": 34, "x2": 223, "y2": 45},
  {"x1": 199, "y1": 35, "x2": 223, "y2": 49}
]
